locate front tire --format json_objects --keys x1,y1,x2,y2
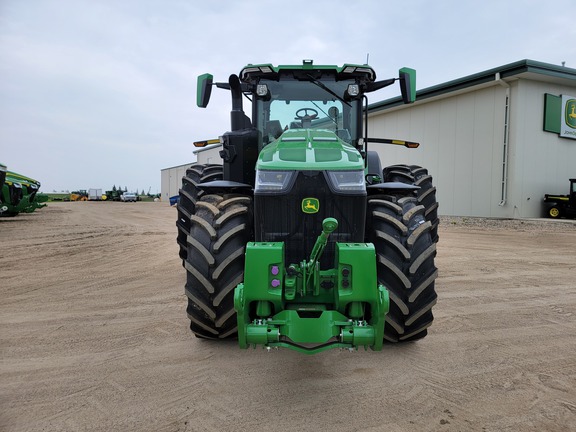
[
  {"x1": 184, "y1": 193, "x2": 252, "y2": 339},
  {"x1": 367, "y1": 195, "x2": 438, "y2": 342}
]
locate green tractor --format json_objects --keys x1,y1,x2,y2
[
  {"x1": 103, "y1": 188, "x2": 123, "y2": 201},
  {"x1": 177, "y1": 61, "x2": 438, "y2": 354},
  {"x1": 0, "y1": 163, "x2": 47, "y2": 216}
]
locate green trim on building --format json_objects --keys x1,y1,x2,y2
[
  {"x1": 369, "y1": 59, "x2": 576, "y2": 113},
  {"x1": 544, "y1": 93, "x2": 562, "y2": 133}
]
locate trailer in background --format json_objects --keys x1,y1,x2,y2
[{"x1": 88, "y1": 188, "x2": 103, "y2": 201}]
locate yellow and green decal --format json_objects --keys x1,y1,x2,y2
[
  {"x1": 565, "y1": 99, "x2": 576, "y2": 129},
  {"x1": 302, "y1": 198, "x2": 319, "y2": 214}
]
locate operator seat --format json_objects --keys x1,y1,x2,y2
[{"x1": 265, "y1": 120, "x2": 283, "y2": 142}]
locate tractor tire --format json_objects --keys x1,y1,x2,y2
[
  {"x1": 367, "y1": 195, "x2": 438, "y2": 342},
  {"x1": 383, "y1": 164, "x2": 439, "y2": 243},
  {"x1": 184, "y1": 193, "x2": 252, "y2": 339},
  {"x1": 176, "y1": 164, "x2": 223, "y2": 262}
]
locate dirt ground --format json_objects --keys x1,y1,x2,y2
[{"x1": 1, "y1": 202, "x2": 575, "y2": 432}]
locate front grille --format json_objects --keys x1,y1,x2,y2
[{"x1": 255, "y1": 171, "x2": 366, "y2": 268}]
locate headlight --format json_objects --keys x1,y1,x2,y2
[
  {"x1": 326, "y1": 170, "x2": 366, "y2": 193},
  {"x1": 255, "y1": 170, "x2": 295, "y2": 193}
]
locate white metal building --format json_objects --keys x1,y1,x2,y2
[
  {"x1": 163, "y1": 60, "x2": 576, "y2": 217},
  {"x1": 194, "y1": 144, "x2": 221, "y2": 165},
  {"x1": 160, "y1": 162, "x2": 194, "y2": 204},
  {"x1": 369, "y1": 59, "x2": 576, "y2": 218}
]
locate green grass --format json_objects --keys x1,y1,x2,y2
[{"x1": 45, "y1": 193, "x2": 70, "y2": 201}]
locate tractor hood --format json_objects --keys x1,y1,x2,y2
[
  {"x1": 5, "y1": 170, "x2": 41, "y2": 187},
  {"x1": 257, "y1": 129, "x2": 364, "y2": 171}
]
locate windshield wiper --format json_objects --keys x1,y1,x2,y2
[{"x1": 305, "y1": 74, "x2": 351, "y2": 107}]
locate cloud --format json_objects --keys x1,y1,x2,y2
[{"x1": 1, "y1": 0, "x2": 574, "y2": 192}]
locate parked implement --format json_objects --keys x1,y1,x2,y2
[
  {"x1": 0, "y1": 163, "x2": 47, "y2": 216},
  {"x1": 177, "y1": 61, "x2": 438, "y2": 353},
  {"x1": 544, "y1": 179, "x2": 576, "y2": 219},
  {"x1": 103, "y1": 189, "x2": 122, "y2": 201}
]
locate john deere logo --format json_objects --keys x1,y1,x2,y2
[
  {"x1": 302, "y1": 198, "x2": 319, "y2": 214},
  {"x1": 566, "y1": 99, "x2": 576, "y2": 129}
]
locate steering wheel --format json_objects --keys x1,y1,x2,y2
[{"x1": 295, "y1": 108, "x2": 318, "y2": 120}]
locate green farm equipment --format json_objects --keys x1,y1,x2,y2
[
  {"x1": 1, "y1": 163, "x2": 47, "y2": 216},
  {"x1": 177, "y1": 61, "x2": 438, "y2": 353},
  {"x1": 0, "y1": 163, "x2": 6, "y2": 214},
  {"x1": 544, "y1": 179, "x2": 576, "y2": 219},
  {"x1": 103, "y1": 189, "x2": 122, "y2": 201}
]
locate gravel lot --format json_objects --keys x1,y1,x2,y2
[{"x1": 1, "y1": 202, "x2": 575, "y2": 432}]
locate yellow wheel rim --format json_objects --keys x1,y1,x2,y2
[{"x1": 549, "y1": 207, "x2": 560, "y2": 217}]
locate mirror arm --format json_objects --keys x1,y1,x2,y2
[{"x1": 365, "y1": 78, "x2": 396, "y2": 93}]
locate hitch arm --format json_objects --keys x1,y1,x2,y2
[{"x1": 305, "y1": 218, "x2": 338, "y2": 287}]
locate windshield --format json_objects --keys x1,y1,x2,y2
[{"x1": 254, "y1": 77, "x2": 361, "y2": 147}]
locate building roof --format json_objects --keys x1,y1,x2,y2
[
  {"x1": 369, "y1": 59, "x2": 576, "y2": 113},
  {"x1": 160, "y1": 162, "x2": 195, "y2": 171}
]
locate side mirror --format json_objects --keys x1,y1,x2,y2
[
  {"x1": 399, "y1": 67, "x2": 416, "y2": 104},
  {"x1": 197, "y1": 73, "x2": 213, "y2": 108}
]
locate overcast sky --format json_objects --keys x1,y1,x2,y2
[{"x1": 1, "y1": 0, "x2": 574, "y2": 194}]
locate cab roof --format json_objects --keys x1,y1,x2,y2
[{"x1": 240, "y1": 60, "x2": 377, "y2": 83}]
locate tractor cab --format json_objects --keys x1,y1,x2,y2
[
  {"x1": 196, "y1": 61, "x2": 416, "y2": 187},
  {"x1": 238, "y1": 61, "x2": 415, "y2": 148},
  {"x1": 242, "y1": 61, "x2": 370, "y2": 149}
]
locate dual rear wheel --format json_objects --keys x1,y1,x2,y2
[
  {"x1": 176, "y1": 164, "x2": 223, "y2": 262},
  {"x1": 367, "y1": 195, "x2": 438, "y2": 342}
]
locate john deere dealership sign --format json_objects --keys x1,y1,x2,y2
[
  {"x1": 544, "y1": 93, "x2": 576, "y2": 140},
  {"x1": 562, "y1": 95, "x2": 576, "y2": 138}
]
